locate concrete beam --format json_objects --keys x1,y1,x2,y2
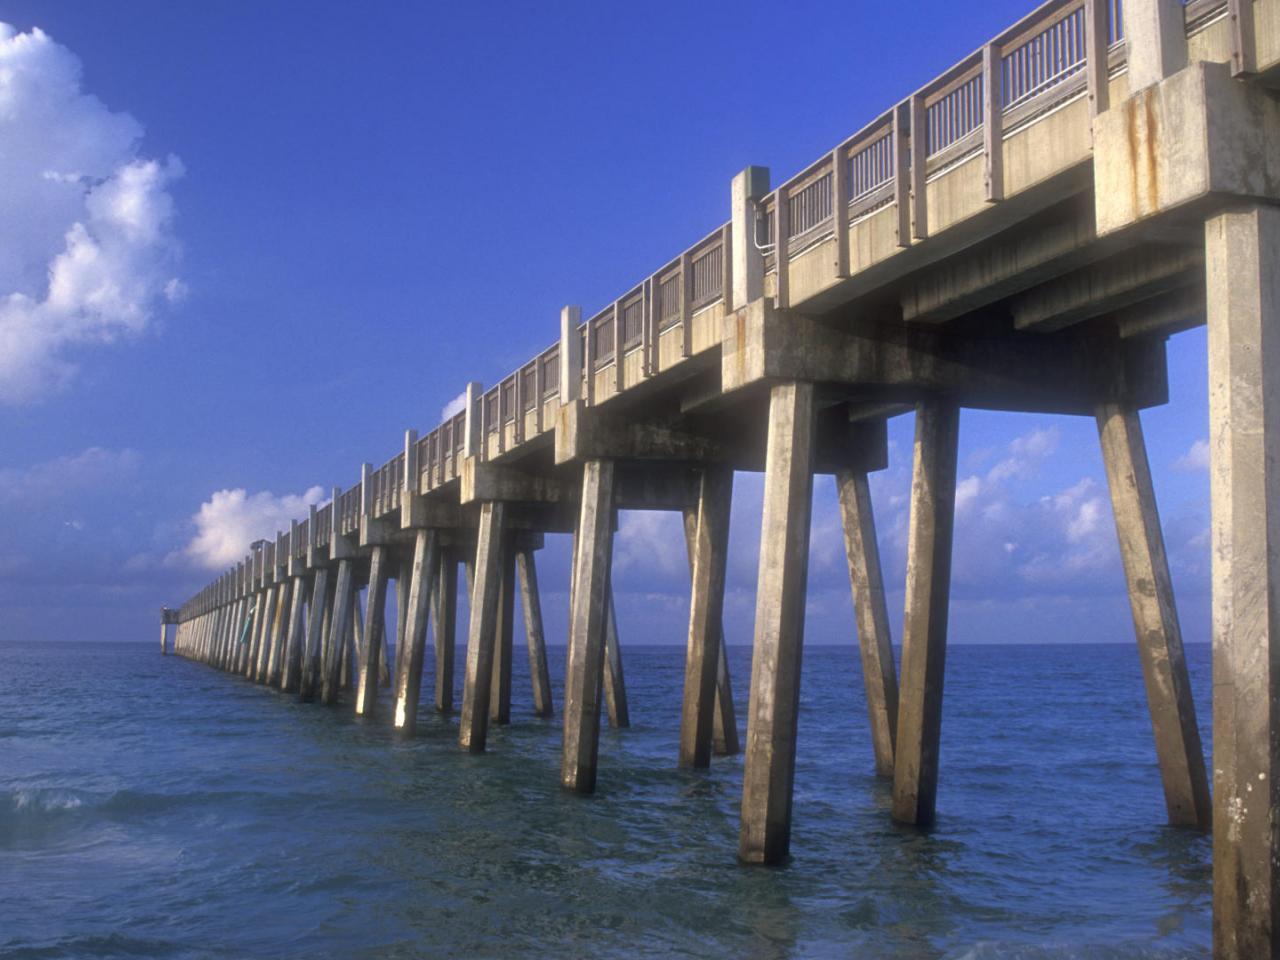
[
  {"x1": 723, "y1": 300, "x2": 1170, "y2": 413},
  {"x1": 1094, "y1": 62, "x2": 1280, "y2": 238},
  {"x1": 554, "y1": 399, "x2": 726, "y2": 466},
  {"x1": 461, "y1": 457, "x2": 568, "y2": 505},
  {"x1": 1011, "y1": 245, "x2": 1202, "y2": 331}
]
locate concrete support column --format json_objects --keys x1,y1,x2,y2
[
  {"x1": 517, "y1": 549, "x2": 554, "y2": 719},
  {"x1": 1206, "y1": 204, "x2": 1280, "y2": 960},
  {"x1": 247, "y1": 589, "x2": 268, "y2": 679},
  {"x1": 602, "y1": 593, "x2": 630, "y2": 729},
  {"x1": 836, "y1": 469, "x2": 899, "y2": 779},
  {"x1": 355, "y1": 546, "x2": 391, "y2": 716},
  {"x1": 1096, "y1": 401, "x2": 1211, "y2": 829},
  {"x1": 300, "y1": 568, "x2": 331, "y2": 701},
  {"x1": 679, "y1": 464, "x2": 734, "y2": 768},
  {"x1": 731, "y1": 166, "x2": 770, "y2": 309},
  {"x1": 393, "y1": 529, "x2": 440, "y2": 733},
  {"x1": 561, "y1": 459, "x2": 617, "y2": 793},
  {"x1": 739, "y1": 382, "x2": 816, "y2": 864},
  {"x1": 265, "y1": 579, "x2": 292, "y2": 687},
  {"x1": 433, "y1": 551, "x2": 458, "y2": 713},
  {"x1": 255, "y1": 584, "x2": 279, "y2": 683},
  {"x1": 321, "y1": 559, "x2": 356, "y2": 705},
  {"x1": 891, "y1": 401, "x2": 960, "y2": 826},
  {"x1": 489, "y1": 542, "x2": 516, "y2": 724},
  {"x1": 280, "y1": 576, "x2": 309, "y2": 693},
  {"x1": 1122, "y1": 0, "x2": 1188, "y2": 93},
  {"x1": 159, "y1": 611, "x2": 169, "y2": 655},
  {"x1": 394, "y1": 564, "x2": 410, "y2": 686},
  {"x1": 459, "y1": 502, "x2": 507, "y2": 752}
]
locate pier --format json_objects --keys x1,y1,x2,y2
[{"x1": 164, "y1": 1, "x2": 1280, "y2": 955}]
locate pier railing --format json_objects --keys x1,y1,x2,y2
[{"x1": 177, "y1": 0, "x2": 1240, "y2": 621}]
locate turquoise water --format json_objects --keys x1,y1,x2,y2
[{"x1": 1, "y1": 641, "x2": 1211, "y2": 958}]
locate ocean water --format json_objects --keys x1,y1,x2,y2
[{"x1": 1, "y1": 640, "x2": 1212, "y2": 959}]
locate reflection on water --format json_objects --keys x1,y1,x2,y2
[{"x1": 0, "y1": 641, "x2": 1210, "y2": 959}]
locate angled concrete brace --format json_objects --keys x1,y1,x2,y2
[
  {"x1": 299, "y1": 567, "x2": 331, "y2": 702},
  {"x1": 489, "y1": 540, "x2": 516, "y2": 725},
  {"x1": 679, "y1": 465, "x2": 734, "y2": 768},
  {"x1": 321, "y1": 559, "x2": 356, "y2": 705},
  {"x1": 517, "y1": 549, "x2": 554, "y2": 718},
  {"x1": 355, "y1": 545, "x2": 392, "y2": 716},
  {"x1": 433, "y1": 549, "x2": 459, "y2": 714},
  {"x1": 891, "y1": 400, "x2": 960, "y2": 827},
  {"x1": 393, "y1": 529, "x2": 440, "y2": 733},
  {"x1": 836, "y1": 470, "x2": 899, "y2": 779},
  {"x1": 280, "y1": 575, "x2": 309, "y2": 693},
  {"x1": 459, "y1": 501, "x2": 507, "y2": 753},
  {"x1": 562, "y1": 459, "x2": 617, "y2": 793},
  {"x1": 739, "y1": 382, "x2": 816, "y2": 864},
  {"x1": 1096, "y1": 399, "x2": 1211, "y2": 830},
  {"x1": 265, "y1": 579, "x2": 292, "y2": 687}
]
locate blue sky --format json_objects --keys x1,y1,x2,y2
[{"x1": 0, "y1": 1, "x2": 1210, "y2": 647}]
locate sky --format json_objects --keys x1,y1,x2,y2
[{"x1": 0, "y1": 1, "x2": 1212, "y2": 649}]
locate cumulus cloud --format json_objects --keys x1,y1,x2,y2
[
  {"x1": 181, "y1": 486, "x2": 327, "y2": 570},
  {"x1": 0, "y1": 23, "x2": 184, "y2": 404},
  {"x1": 1176, "y1": 437, "x2": 1210, "y2": 472},
  {"x1": 441, "y1": 391, "x2": 467, "y2": 420}
]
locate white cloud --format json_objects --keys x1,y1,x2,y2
[
  {"x1": 0, "y1": 24, "x2": 184, "y2": 404},
  {"x1": 0, "y1": 446, "x2": 140, "y2": 505},
  {"x1": 441, "y1": 391, "x2": 467, "y2": 420},
  {"x1": 1176, "y1": 437, "x2": 1210, "y2": 472},
  {"x1": 181, "y1": 486, "x2": 326, "y2": 570}
]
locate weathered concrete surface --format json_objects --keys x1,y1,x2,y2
[
  {"x1": 602, "y1": 593, "x2": 630, "y2": 729},
  {"x1": 1094, "y1": 62, "x2": 1280, "y2": 238},
  {"x1": 459, "y1": 502, "x2": 506, "y2": 752},
  {"x1": 517, "y1": 549, "x2": 554, "y2": 719},
  {"x1": 280, "y1": 576, "x2": 308, "y2": 693},
  {"x1": 561, "y1": 460, "x2": 616, "y2": 793},
  {"x1": 393, "y1": 529, "x2": 440, "y2": 732},
  {"x1": 489, "y1": 544, "x2": 515, "y2": 724},
  {"x1": 682, "y1": 508, "x2": 740, "y2": 757},
  {"x1": 1123, "y1": 0, "x2": 1188, "y2": 92},
  {"x1": 891, "y1": 401, "x2": 959, "y2": 827},
  {"x1": 300, "y1": 567, "x2": 330, "y2": 702},
  {"x1": 1096, "y1": 401, "x2": 1211, "y2": 830},
  {"x1": 740, "y1": 382, "x2": 816, "y2": 864},
  {"x1": 1207, "y1": 204, "x2": 1280, "y2": 960},
  {"x1": 837, "y1": 469, "x2": 899, "y2": 779},
  {"x1": 355, "y1": 546, "x2": 391, "y2": 716},
  {"x1": 433, "y1": 551, "x2": 458, "y2": 714},
  {"x1": 679, "y1": 465, "x2": 733, "y2": 768},
  {"x1": 321, "y1": 559, "x2": 356, "y2": 705}
]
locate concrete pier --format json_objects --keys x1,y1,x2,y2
[
  {"x1": 517, "y1": 549, "x2": 554, "y2": 718},
  {"x1": 739, "y1": 382, "x2": 815, "y2": 864},
  {"x1": 164, "y1": 3, "x2": 1280, "y2": 947},
  {"x1": 679, "y1": 465, "x2": 733, "y2": 768},
  {"x1": 459, "y1": 501, "x2": 506, "y2": 753},
  {"x1": 1207, "y1": 205, "x2": 1280, "y2": 960},
  {"x1": 891, "y1": 402, "x2": 960, "y2": 827},
  {"x1": 836, "y1": 470, "x2": 898, "y2": 778},
  {"x1": 562, "y1": 460, "x2": 615, "y2": 793}
]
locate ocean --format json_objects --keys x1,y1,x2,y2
[{"x1": 1, "y1": 640, "x2": 1212, "y2": 959}]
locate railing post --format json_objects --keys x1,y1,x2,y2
[
  {"x1": 559, "y1": 306, "x2": 582, "y2": 403},
  {"x1": 893, "y1": 101, "x2": 911, "y2": 247},
  {"x1": 909, "y1": 93, "x2": 928, "y2": 241},
  {"x1": 1123, "y1": 0, "x2": 1188, "y2": 93},
  {"x1": 773, "y1": 187, "x2": 790, "y2": 310},
  {"x1": 831, "y1": 149, "x2": 850, "y2": 277},
  {"x1": 679, "y1": 251, "x2": 693, "y2": 357},
  {"x1": 730, "y1": 166, "x2": 770, "y2": 309},
  {"x1": 983, "y1": 43, "x2": 1004, "y2": 203},
  {"x1": 613, "y1": 300, "x2": 624, "y2": 392},
  {"x1": 1085, "y1": 0, "x2": 1112, "y2": 117},
  {"x1": 1228, "y1": 0, "x2": 1257, "y2": 77},
  {"x1": 463, "y1": 381, "x2": 483, "y2": 460}
]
